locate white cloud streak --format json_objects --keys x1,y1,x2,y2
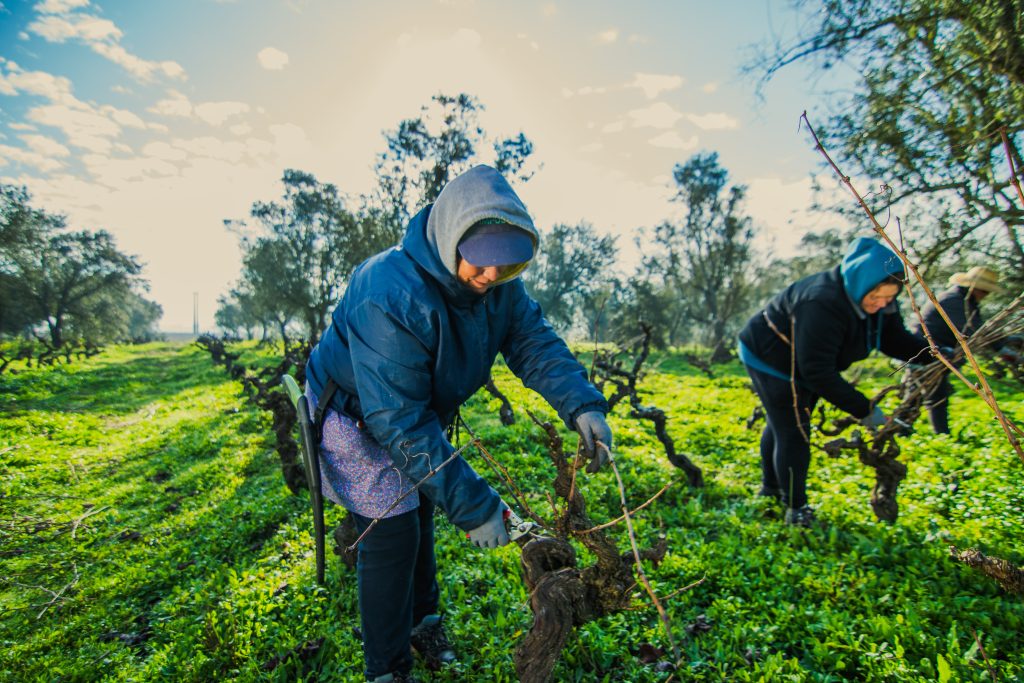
[
  {"x1": 630, "y1": 73, "x2": 684, "y2": 99},
  {"x1": 257, "y1": 47, "x2": 289, "y2": 70},
  {"x1": 28, "y1": 1, "x2": 186, "y2": 82}
]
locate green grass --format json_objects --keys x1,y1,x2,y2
[{"x1": 1, "y1": 342, "x2": 1021, "y2": 681}]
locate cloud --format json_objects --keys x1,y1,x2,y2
[
  {"x1": 81, "y1": 152, "x2": 180, "y2": 186},
  {"x1": 686, "y1": 112, "x2": 739, "y2": 130},
  {"x1": 601, "y1": 121, "x2": 625, "y2": 133},
  {"x1": 149, "y1": 90, "x2": 193, "y2": 118},
  {"x1": 29, "y1": 14, "x2": 121, "y2": 42},
  {"x1": 27, "y1": 103, "x2": 122, "y2": 153},
  {"x1": 257, "y1": 47, "x2": 289, "y2": 70},
  {"x1": 541, "y1": 3, "x2": 557, "y2": 17},
  {"x1": 103, "y1": 105, "x2": 146, "y2": 129},
  {"x1": 28, "y1": 2, "x2": 186, "y2": 82},
  {"x1": 34, "y1": 0, "x2": 90, "y2": 12},
  {"x1": 141, "y1": 141, "x2": 187, "y2": 162},
  {"x1": 647, "y1": 131, "x2": 698, "y2": 150},
  {"x1": 21, "y1": 132, "x2": 71, "y2": 157},
  {"x1": 561, "y1": 84, "x2": 608, "y2": 98},
  {"x1": 630, "y1": 73, "x2": 684, "y2": 99},
  {"x1": 0, "y1": 142, "x2": 65, "y2": 172},
  {"x1": 516, "y1": 33, "x2": 540, "y2": 51},
  {"x1": 451, "y1": 27, "x2": 482, "y2": 48},
  {"x1": 595, "y1": 29, "x2": 618, "y2": 44},
  {"x1": 627, "y1": 102, "x2": 682, "y2": 129},
  {"x1": 148, "y1": 91, "x2": 251, "y2": 127},
  {"x1": 195, "y1": 101, "x2": 250, "y2": 126},
  {"x1": 0, "y1": 60, "x2": 76, "y2": 104},
  {"x1": 702, "y1": 81, "x2": 719, "y2": 93}
]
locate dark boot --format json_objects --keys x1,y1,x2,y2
[
  {"x1": 410, "y1": 614, "x2": 456, "y2": 669},
  {"x1": 784, "y1": 505, "x2": 816, "y2": 528},
  {"x1": 927, "y1": 403, "x2": 950, "y2": 435}
]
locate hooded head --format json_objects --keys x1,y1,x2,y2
[
  {"x1": 949, "y1": 266, "x2": 1002, "y2": 294},
  {"x1": 839, "y1": 237, "x2": 904, "y2": 304},
  {"x1": 425, "y1": 165, "x2": 539, "y2": 281}
]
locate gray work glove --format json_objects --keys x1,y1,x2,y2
[
  {"x1": 859, "y1": 406, "x2": 887, "y2": 429},
  {"x1": 575, "y1": 411, "x2": 613, "y2": 473},
  {"x1": 467, "y1": 501, "x2": 509, "y2": 549}
]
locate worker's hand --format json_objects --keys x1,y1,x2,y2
[
  {"x1": 859, "y1": 406, "x2": 887, "y2": 429},
  {"x1": 576, "y1": 411, "x2": 613, "y2": 473},
  {"x1": 467, "y1": 501, "x2": 510, "y2": 549}
]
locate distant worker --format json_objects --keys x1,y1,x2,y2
[
  {"x1": 304, "y1": 164, "x2": 613, "y2": 683},
  {"x1": 737, "y1": 237, "x2": 931, "y2": 527},
  {"x1": 909, "y1": 266, "x2": 1019, "y2": 434}
]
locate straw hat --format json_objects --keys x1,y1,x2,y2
[{"x1": 949, "y1": 266, "x2": 1002, "y2": 293}]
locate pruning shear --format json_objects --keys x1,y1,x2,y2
[{"x1": 504, "y1": 507, "x2": 538, "y2": 543}]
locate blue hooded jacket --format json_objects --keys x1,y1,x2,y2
[
  {"x1": 306, "y1": 165, "x2": 608, "y2": 531},
  {"x1": 738, "y1": 237, "x2": 928, "y2": 418}
]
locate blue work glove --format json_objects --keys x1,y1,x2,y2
[
  {"x1": 859, "y1": 406, "x2": 887, "y2": 429},
  {"x1": 576, "y1": 411, "x2": 613, "y2": 473},
  {"x1": 467, "y1": 501, "x2": 509, "y2": 549}
]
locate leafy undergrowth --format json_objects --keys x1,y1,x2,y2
[{"x1": 1, "y1": 342, "x2": 1021, "y2": 682}]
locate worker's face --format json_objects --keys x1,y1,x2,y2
[
  {"x1": 861, "y1": 283, "x2": 900, "y2": 314},
  {"x1": 456, "y1": 257, "x2": 524, "y2": 294},
  {"x1": 971, "y1": 288, "x2": 991, "y2": 302}
]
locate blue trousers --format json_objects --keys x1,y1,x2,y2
[{"x1": 351, "y1": 494, "x2": 440, "y2": 679}]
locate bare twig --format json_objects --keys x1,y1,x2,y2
[
  {"x1": 70, "y1": 506, "x2": 110, "y2": 540},
  {"x1": 576, "y1": 481, "x2": 673, "y2": 535},
  {"x1": 790, "y1": 315, "x2": 810, "y2": 444},
  {"x1": 970, "y1": 626, "x2": 1000, "y2": 683},
  {"x1": 12, "y1": 563, "x2": 81, "y2": 619},
  {"x1": 346, "y1": 440, "x2": 476, "y2": 551},
  {"x1": 606, "y1": 442, "x2": 681, "y2": 662},
  {"x1": 660, "y1": 574, "x2": 707, "y2": 602},
  {"x1": 1001, "y1": 127, "x2": 1024, "y2": 209}
]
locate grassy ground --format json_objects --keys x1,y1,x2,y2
[{"x1": 1, "y1": 342, "x2": 1021, "y2": 682}]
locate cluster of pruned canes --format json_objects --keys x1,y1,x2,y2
[
  {"x1": 789, "y1": 113, "x2": 1024, "y2": 596},
  {"x1": 196, "y1": 328, "x2": 713, "y2": 681}
]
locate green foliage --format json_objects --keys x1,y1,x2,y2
[
  {"x1": 751, "y1": 0, "x2": 1024, "y2": 287},
  {"x1": 638, "y1": 152, "x2": 760, "y2": 360},
  {"x1": 222, "y1": 170, "x2": 393, "y2": 345},
  {"x1": 522, "y1": 222, "x2": 618, "y2": 337},
  {"x1": 374, "y1": 93, "x2": 536, "y2": 232},
  {"x1": 1, "y1": 344, "x2": 1022, "y2": 681},
  {"x1": 0, "y1": 184, "x2": 160, "y2": 350}
]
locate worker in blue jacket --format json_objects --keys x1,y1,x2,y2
[
  {"x1": 738, "y1": 237, "x2": 930, "y2": 527},
  {"x1": 305, "y1": 164, "x2": 612, "y2": 683}
]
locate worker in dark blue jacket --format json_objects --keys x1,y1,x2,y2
[
  {"x1": 305, "y1": 164, "x2": 612, "y2": 683},
  {"x1": 908, "y1": 266, "x2": 1018, "y2": 434},
  {"x1": 738, "y1": 237, "x2": 930, "y2": 527}
]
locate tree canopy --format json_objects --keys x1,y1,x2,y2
[{"x1": 751, "y1": 0, "x2": 1024, "y2": 289}]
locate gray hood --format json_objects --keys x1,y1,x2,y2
[{"x1": 425, "y1": 164, "x2": 539, "y2": 277}]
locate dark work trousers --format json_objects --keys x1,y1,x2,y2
[
  {"x1": 746, "y1": 365, "x2": 819, "y2": 509},
  {"x1": 351, "y1": 494, "x2": 440, "y2": 680},
  {"x1": 923, "y1": 372, "x2": 953, "y2": 434}
]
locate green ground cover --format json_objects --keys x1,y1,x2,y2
[{"x1": 1, "y1": 342, "x2": 1021, "y2": 681}]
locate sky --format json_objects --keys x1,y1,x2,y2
[{"x1": 0, "y1": 0, "x2": 840, "y2": 332}]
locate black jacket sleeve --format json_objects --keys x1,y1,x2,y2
[{"x1": 792, "y1": 299, "x2": 873, "y2": 418}]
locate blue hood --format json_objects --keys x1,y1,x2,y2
[{"x1": 839, "y1": 237, "x2": 903, "y2": 302}]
